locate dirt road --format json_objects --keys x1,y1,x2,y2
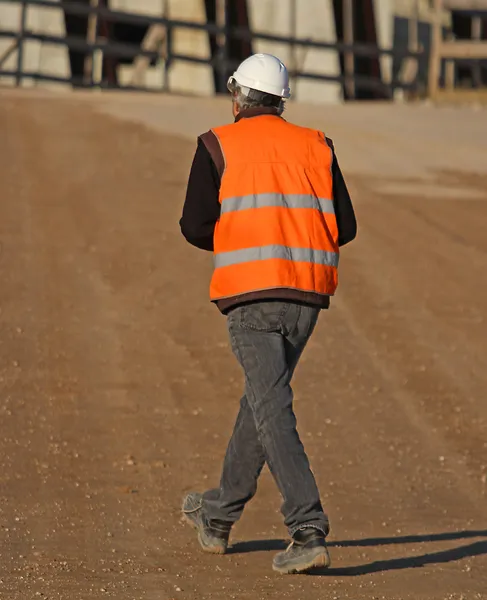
[{"x1": 0, "y1": 92, "x2": 486, "y2": 600}]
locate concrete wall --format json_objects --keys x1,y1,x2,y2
[
  {"x1": 111, "y1": 0, "x2": 166, "y2": 89},
  {"x1": 112, "y1": 0, "x2": 341, "y2": 102},
  {"x1": 164, "y1": 0, "x2": 213, "y2": 95},
  {"x1": 111, "y1": 0, "x2": 214, "y2": 94},
  {"x1": 0, "y1": 1, "x2": 69, "y2": 89},
  {"x1": 248, "y1": 0, "x2": 341, "y2": 103}
]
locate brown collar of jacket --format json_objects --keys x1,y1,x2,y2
[{"x1": 234, "y1": 106, "x2": 282, "y2": 122}]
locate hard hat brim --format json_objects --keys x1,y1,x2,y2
[{"x1": 230, "y1": 71, "x2": 291, "y2": 99}]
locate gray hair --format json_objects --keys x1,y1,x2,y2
[{"x1": 233, "y1": 86, "x2": 285, "y2": 115}]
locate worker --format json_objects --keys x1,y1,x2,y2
[{"x1": 179, "y1": 53, "x2": 357, "y2": 574}]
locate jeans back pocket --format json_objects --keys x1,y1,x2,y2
[{"x1": 238, "y1": 301, "x2": 290, "y2": 333}]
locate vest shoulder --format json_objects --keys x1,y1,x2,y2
[
  {"x1": 210, "y1": 122, "x2": 237, "y2": 136},
  {"x1": 284, "y1": 120, "x2": 330, "y2": 139},
  {"x1": 211, "y1": 118, "x2": 326, "y2": 138}
]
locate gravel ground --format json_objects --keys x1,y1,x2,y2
[{"x1": 0, "y1": 90, "x2": 486, "y2": 600}]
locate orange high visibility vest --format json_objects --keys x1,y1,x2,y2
[{"x1": 209, "y1": 115, "x2": 339, "y2": 302}]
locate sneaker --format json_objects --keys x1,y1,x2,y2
[
  {"x1": 181, "y1": 492, "x2": 231, "y2": 555},
  {"x1": 272, "y1": 527, "x2": 331, "y2": 574}
]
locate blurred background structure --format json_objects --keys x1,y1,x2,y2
[{"x1": 0, "y1": 0, "x2": 486, "y2": 103}]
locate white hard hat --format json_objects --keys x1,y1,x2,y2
[{"x1": 228, "y1": 53, "x2": 291, "y2": 99}]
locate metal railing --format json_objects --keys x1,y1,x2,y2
[{"x1": 0, "y1": 0, "x2": 424, "y2": 98}]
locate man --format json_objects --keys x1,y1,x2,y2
[{"x1": 179, "y1": 53, "x2": 356, "y2": 574}]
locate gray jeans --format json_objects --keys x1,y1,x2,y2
[{"x1": 202, "y1": 301, "x2": 329, "y2": 537}]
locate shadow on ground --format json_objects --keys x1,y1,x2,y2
[{"x1": 229, "y1": 530, "x2": 487, "y2": 576}]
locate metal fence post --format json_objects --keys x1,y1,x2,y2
[
  {"x1": 84, "y1": 0, "x2": 99, "y2": 87},
  {"x1": 164, "y1": 22, "x2": 172, "y2": 92},
  {"x1": 216, "y1": 0, "x2": 229, "y2": 94},
  {"x1": 343, "y1": 0, "x2": 355, "y2": 100},
  {"x1": 289, "y1": 0, "x2": 297, "y2": 90},
  {"x1": 471, "y1": 14, "x2": 483, "y2": 88},
  {"x1": 16, "y1": 0, "x2": 28, "y2": 87}
]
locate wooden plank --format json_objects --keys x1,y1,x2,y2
[
  {"x1": 398, "y1": 0, "x2": 421, "y2": 88},
  {"x1": 428, "y1": 0, "x2": 443, "y2": 98},
  {"x1": 0, "y1": 39, "x2": 19, "y2": 69},
  {"x1": 83, "y1": 0, "x2": 99, "y2": 85},
  {"x1": 443, "y1": 0, "x2": 487, "y2": 9},
  {"x1": 445, "y1": 32, "x2": 456, "y2": 89},
  {"x1": 130, "y1": 23, "x2": 166, "y2": 87},
  {"x1": 440, "y1": 40, "x2": 487, "y2": 58}
]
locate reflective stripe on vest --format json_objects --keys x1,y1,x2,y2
[
  {"x1": 208, "y1": 115, "x2": 339, "y2": 301},
  {"x1": 220, "y1": 193, "x2": 335, "y2": 216},
  {"x1": 214, "y1": 245, "x2": 339, "y2": 269}
]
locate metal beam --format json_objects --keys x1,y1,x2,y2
[
  {"x1": 440, "y1": 40, "x2": 487, "y2": 57},
  {"x1": 442, "y1": 0, "x2": 487, "y2": 9}
]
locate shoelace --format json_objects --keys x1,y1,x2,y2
[{"x1": 183, "y1": 501, "x2": 202, "y2": 514}]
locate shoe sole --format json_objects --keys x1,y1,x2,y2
[
  {"x1": 181, "y1": 511, "x2": 227, "y2": 555},
  {"x1": 272, "y1": 547, "x2": 331, "y2": 575}
]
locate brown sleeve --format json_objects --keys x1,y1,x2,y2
[{"x1": 199, "y1": 130, "x2": 225, "y2": 180}]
